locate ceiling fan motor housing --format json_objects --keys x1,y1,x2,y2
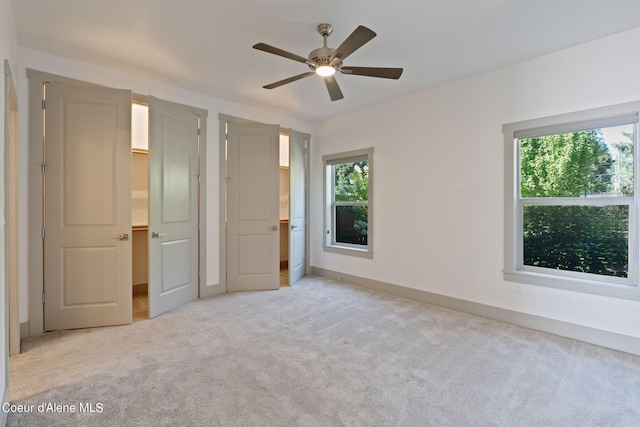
[{"x1": 309, "y1": 47, "x2": 337, "y2": 71}]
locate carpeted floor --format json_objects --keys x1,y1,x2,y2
[{"x1": 7, "y1": 275, "x2": 640, "y2": 426}]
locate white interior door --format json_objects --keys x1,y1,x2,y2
[
  {"x1": 148, "y1": 97, "x2": 199, "y2": 318},
  {"x1": 44, "y1": 83, "x2": 132, "y2": 330},
  {"x1": 227, "y1": 122, "x2": 280, "y2": 292},
  {"x1": 288, "y1": 130, "x2": 306, "y2": 285}
]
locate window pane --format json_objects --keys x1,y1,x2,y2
[
  {"x1": 523, "y1": 205, "x2": 629, "y2": 277},
  {"x1": 520, "y1": 124, "x2": 634, "y2": 198},
  {"x1": 334, "y1": 161, "x2": 368, "y2": 202},
  {"x1": 335, "y1": 205, "x2": 368, "y2": 245}
]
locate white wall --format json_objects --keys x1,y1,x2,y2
[
  {"x1": 311, "y1": 27, "x2": 640, "y2": 339},
  {"x1": 16, "y1": 47, "x2": 312, "y2": 324},
  {"x1": 1, "y1": 0, "x2": 18, "y2": 420}
]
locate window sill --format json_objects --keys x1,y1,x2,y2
[
  {"x1": 323, "y1": 245, "x2": 373, "y2": 259},
  {"x1": 503, "y1": 269, "x2": 640, "y2": 301}
]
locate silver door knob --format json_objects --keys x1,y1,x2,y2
[
  {"x1": 113, "y1": 233, "x2": 129, "y2": 241},
  {"x1": 152, "y1": 231, "x2": 167, "y2": 238},
  {"x1": 291, "y1": 225, "x2": 299, "y2": 230},
  {"x1": 269, "y1": 225, "x2": 279, "y2": 231}
]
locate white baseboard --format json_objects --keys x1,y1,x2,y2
[
  {"x1": 201, "y1": 282, "x2": 225, "y2": 298},
  {"x1": 311, "y1": 267, "x2": 640, "y2": 357},
  {"x1": 20, "y1": 321, "x2": 29, "y2": 340}
]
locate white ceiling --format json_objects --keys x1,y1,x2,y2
[{"x1": 11, "y1": 0, "x2": 640, "y2": 123}]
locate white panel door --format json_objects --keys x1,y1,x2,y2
[
  {"x1": 44, "y1": 83, "x2": 132, "y2": 331},
  {"x1": 288, "y1": 130, "x2": 306, "y2": 285},
  {"x1": 148, "y1": 97, "x2": 199, "y2": 318},
  {"x1": 227, "y1": 122, "x2": 280, "y2": 292}
]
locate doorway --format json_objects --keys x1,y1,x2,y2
[
  {"x1": 26, "y1": 70, "x2": 209, "y2": 335},
  {"x1": 279, "y1": 133, "x2": 290, "y2": 286},
  {"x1": 220, "y1": 115, "x2": 309, "y2": 292},
  {"x1": 130, "y1": 99, "x2": 202, "y2": 320},
  {"x1": 132, "y1": 102, "x2": 149, "y2": 320},
  {"x1": 278, "y1": 130, "x2": 308, "y2": 287}
]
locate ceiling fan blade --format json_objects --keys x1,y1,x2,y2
[
  {"x1": 324, "y1": 76, "x2": 344, "y2": 101},
  {"x1": 340, "y1": 67, "x2": 404, "y2": 79},
  {"x1": 263, "y1": 72, "x2": 315, "y2": 89},
  {"x1": 253, "y1": 43, "x2": 310, "y2": 64},
  {"x1": 329, "y1": 25, "x2": 376, "y2": 63}
]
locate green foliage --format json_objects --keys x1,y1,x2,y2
[
  {"x1": 523, "y1": 205, "x2": 628, "y2": 277},
  {"x1": 520, "y1": 130, "x2": 612, "y2": 197},
  {"x1": 335, "y1": 161, "x2": 368, "y2": 202},
  {"x1": 520, "y1": 130, "x2": 632, "y2": 277},
  {"x1": 334, "y1": 161, "x2": 369, "y2": 243},
  {"x1": 611, "y1": 133, "x2": 634, "y2": 196}
]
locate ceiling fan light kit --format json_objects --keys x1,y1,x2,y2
[
  {"x1": 315, "y1": 66, "x2": 336, "y2": 77},
  {"x1": 253, "y1": 23, "x2": 403, "y2": 101}
]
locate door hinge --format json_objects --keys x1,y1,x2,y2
[
  {"x1": 41, "y1": 228, "x2": 45, "y2": 239},
  {"x1": 198, "y1": 222, "x2": 201, "y2": 230},
  {"x1": 42, "y1": 293, "x2": 45, "y2": 304},
  {"x1": 41, "y1": 99, "x2": 46, "y2": 110},
  {"x1": 197, "y1": 128, "x2": 201, "y2": 136},
  {"x1": 40, "y1": 163, "x2": 48, "y2": 174}
]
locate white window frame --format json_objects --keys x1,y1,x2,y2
[
  {"x1": 503, "y1": 102, "x2": 640, "y2": 301},
  {"x1": 323, "y1": 148, "x2": 374, "y2": 258}
]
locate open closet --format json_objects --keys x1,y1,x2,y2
[
  {"x1": 279, "y1": 134, "x2": 290, "y2": 286},
  {"x1": 27, "y1": 69, "x2": 207, "y2": 334},
  {"x1": 132, "y1": 103, "x2": 149, "y2": 319},
  {"x1": 222, "y1": 117, "x2": 308, "y2": 292}
]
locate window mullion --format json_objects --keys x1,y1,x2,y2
[
  {"x1": 521, "y1": 197, "x2": 634, "y2": 207},
  {"x1": 334, "y1": 201, "x2": 368, "y2": 207}
]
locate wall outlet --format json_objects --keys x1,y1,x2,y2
[{"x1": 515, "y1": 284, "x2": 523, "y2": 295}]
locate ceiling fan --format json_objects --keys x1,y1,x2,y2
[{"x1": 253, "y1": 23, "x2": 403, "y2": 101}]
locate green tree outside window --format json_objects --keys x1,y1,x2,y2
[
  {"x1": 334, "y1": 161, "x2": 368, "y2": 244},
  {"x1": 520, "y1": 128, "x2": 633, "y2": 277}
]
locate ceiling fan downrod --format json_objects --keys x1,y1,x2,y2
[{"x1": 317, "y1": 23, "x2": 333, "y2": 48}]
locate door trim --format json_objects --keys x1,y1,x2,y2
[
  {"x1": 4, "y1": 60, "x2": 19, "y2": 355},
  {"x1": 26, "y1": 69, "x2": 210, "y2": 335},
  {"x1": 3, "y1": 59, "x2": 19, "y2": 420},
  {"x1": 218, "y1": 114, "x2": 311, "y2": 291}
]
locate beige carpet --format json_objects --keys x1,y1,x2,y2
[{"x1": 7, "y1": 275, "x2": 640, "y2": 426}]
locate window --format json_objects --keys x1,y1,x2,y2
[
  {"x1": 323, "y1": 148, "x2": 373, "y2": 258},
  {"x1": 503, "y1": 103, "x2": 640, "y2": 300}
]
